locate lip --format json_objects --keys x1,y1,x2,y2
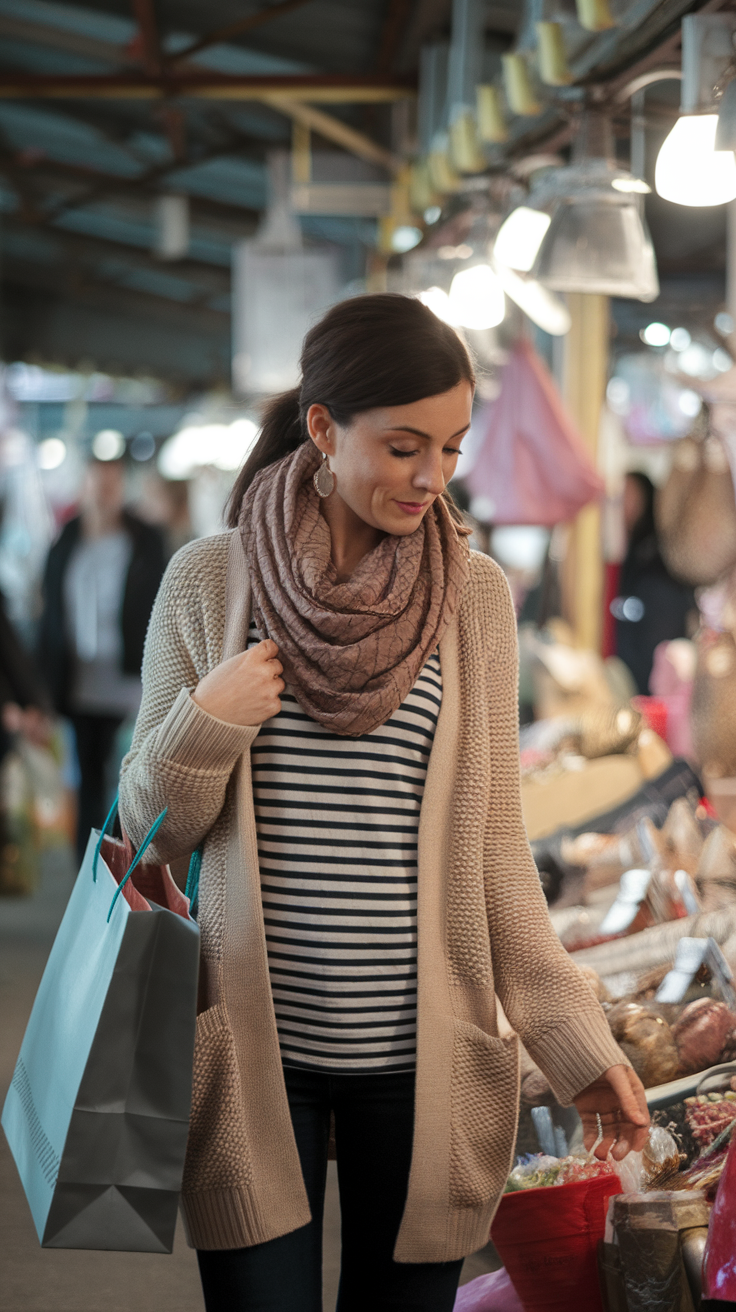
[{"x1": 395, "y1": 500, "x2": 430, "y2": 514}]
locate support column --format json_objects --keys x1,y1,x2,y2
[{"x1": 562, "y1": 292, "x2": 609, "y2": 651}]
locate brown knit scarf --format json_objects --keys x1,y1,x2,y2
[{"x1": 239, "y1": 441, "x2": 469, "y2": 737}]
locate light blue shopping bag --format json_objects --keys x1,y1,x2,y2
[{"x1": 2, "y1": 805, "x2": 200, "y2": 1251}]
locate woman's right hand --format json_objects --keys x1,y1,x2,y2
[{"x1": 192, "y1": 639, "x2": 285, "y2": 727}]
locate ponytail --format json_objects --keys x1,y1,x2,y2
[{"x1": 226, "y1": 388, "x2": 304, "y2": 526}]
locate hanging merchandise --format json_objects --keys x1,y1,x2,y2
[
  {"x1": 576, "y1": 0, "x2": 615, "y2": 33},
  {"x1": 446, "y1": 0, "x2": 487, "y2": 173},
  {"x1": 502, "y1": 53, "x2": 541, "y2": 117},
  {"x1": 465, "y1": 338, "x2": 603, "y2": 526},
  {"x1": 418, "y1": 43, "x2": 462, "y2": 195},
  {"x1": 232, "y1": 152, "x2": 339, "y2": 395},
  {"x1": 476, "y1": 84, "x2": 507, "y2": 144},
  {"x1": 536, "y1": 22, "x2": 572, "y2": 87},
  {"x1": 656, "y1": 421, "x2": 736, "y2": 587}
]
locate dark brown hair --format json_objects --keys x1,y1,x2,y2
[{"x1": 226, "y1": 293, "x2": 475, "y2": 528}]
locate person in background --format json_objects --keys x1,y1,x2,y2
[
  {"x1": 0, "y1": 592, "x2": 52, "y2": 760},
  {"x1": 613, "y1": 471, "x2": 696, "y2": 695},
  {"x1": 137, "y1": 474, "x2": 193, "y2": 561},
  {"x1": 38, "y1": 458, "x2": 165, "y2": 859}
]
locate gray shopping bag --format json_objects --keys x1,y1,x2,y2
[{"x1": 2, "y1": 810, "x2": 199, "y2": 1252}]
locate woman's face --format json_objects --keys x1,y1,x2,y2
[{"x1": 306, "y1": 380, "x2": 473, "y2": 536}]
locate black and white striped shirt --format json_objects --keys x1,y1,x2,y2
[{"x1": 249, "y1": 623, "x2": 442, "y2": 1071}]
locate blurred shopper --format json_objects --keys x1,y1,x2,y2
[
  {"x1": 120, "y1": 296, "x2": 647, "y2": 1312},
  {"x1": 613, "y1": 471, "x2": 695, "y2": 694},
  {"x1": 137, "y1": 473, "x2": 193, "y2": 560},
  {"x1": 0, "y1": 592, "x2": 51, "y2": 761},
  {"x1": 38, "y1": 458, "x2": 165, "y2": 859}
]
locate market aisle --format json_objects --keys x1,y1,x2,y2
[{"x1": 0, "y1": 851, "x2": 492, "y2": 1311}]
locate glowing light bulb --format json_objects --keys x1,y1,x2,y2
[
  {"x1": 417, "y1": 286, "x2": 457, "y2": 325},
  {"x1": 655, "y1": 115, "x2": 736, "y2": 207},
  {"x1": 493, "y1": 207, "x2": 551, "y2": 272},
  {"x1": 448, "y1": 265, "x2": 505, "y2": 330}
]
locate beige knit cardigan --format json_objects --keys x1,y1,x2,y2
[{"x1": 119, "y1": 528, "x2": 625, "y2": 1263}]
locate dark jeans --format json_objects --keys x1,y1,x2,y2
[
  {"x1": 71, "y1": 714, "x2": 123, "y2": 862},
  {"x1": 197, "y1": 1066, "x2": 464, "y2": 1312}
]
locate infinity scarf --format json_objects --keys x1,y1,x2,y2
[{"x1": 239, "y1": 441, "x2": 469, "y2": 737}]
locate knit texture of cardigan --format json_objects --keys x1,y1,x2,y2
[{"x1": 119, "y1": 529, "x2": 626, "y2": 1263}]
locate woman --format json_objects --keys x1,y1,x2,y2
[
  {"x1": 119, "y1": 295, "x2": 648, "y2": 1312},
  {"x1": 613, "y1": 471, "x2": 695, "y2": 694}
]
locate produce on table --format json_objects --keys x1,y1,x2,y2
[
  {"x1": 684, "y1": 1092, "x2": 736, "y2": 1151},
  {"x1": 606, "y1": 1000, "x2": 680, "y2": 1087},
  {"x1": 506, "y1": 1153, "x2": 618, "y2": 1191},
  {"x1": 674, "y1": 1117, "x2": 736, "y2": 1200},
  {"x1": 672, "y1": 998, "x2": 735, "y2": 1074}
]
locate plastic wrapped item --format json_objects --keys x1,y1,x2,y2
[
  {"x1": 702, "y1": 1128, "x2": 736, "y2": 1301},
  {"x1": 491, "y1": 1172, "x2": 621, "y2": 1312},
  {"x1": 610, "y1": 1190, "x2": 710, "y2": 1312},
  {"x1": 506, "y1": 1153, "x2": 617, "y2": 1191},
  {"x1": 614, "y1": 1124, "x2": 682, "y2": 1194},
  {"x1": 453, "y1": 1268, "x2": 523, "y2": 1311}
]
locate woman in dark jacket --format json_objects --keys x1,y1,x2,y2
[
  {"x1": 613, "y1": 472, "x2": 695, "y2": 694},
  {"x1": 38, "y1": 458, "x2": 165, "y2": 857}
]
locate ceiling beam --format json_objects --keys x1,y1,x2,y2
[
  {"x1": 375, "y1": 0, "x2": 415, "y2": 75},
  {"x1": 0, "y1": 73, "x2": 415, "y2": 103},
  {"x1": 131, "y1": 0, "x2": 163, "y2": 77},
  {"x1": 2, "y1": 256, "x2": 229, "y2": 354},
  {"x1": 2, "y1": 215, "x2": 232, "y2": 291},
  {"x1": 0, "y1": 14, "x2": 136, "y2": 67},
  {"x1": 165, "y1": 0, "x2": 316, "y2": 65},
  {"x1": 265, "y1": 98, "x2": 401, "y2": 173},
  {"x1": 1, "y1": 154, "x2": 262, "y2": 228}
]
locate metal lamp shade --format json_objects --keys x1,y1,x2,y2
[
  {"x1": 533, "y1": 194, "x2": 659, "y2": 301},
  {"x1": 716, "y1": 78, "x2": 736, "y2": 150}
]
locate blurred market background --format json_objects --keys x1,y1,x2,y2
[{"x1": 6, "y1": 0, "x2": 736, "y2": 1309}]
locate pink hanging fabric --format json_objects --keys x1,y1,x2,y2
[{"x1": 466, "y1": 338, "x2": 604, "y2": 525}]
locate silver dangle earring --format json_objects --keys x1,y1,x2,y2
[{"x1": 313, "y1": 453, "x2": 335, "y2": 498}]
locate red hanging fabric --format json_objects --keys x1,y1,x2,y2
[{"x1": 466, "y1": 338, "x2": 604, "y2": 526}]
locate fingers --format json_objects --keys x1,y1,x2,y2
[
  {"x1": 608, "y1": 1065, "x2": 650, "y2": 1129},
  {"x1": 257, "y1": 638, "x2": 279, "y2": 660}
]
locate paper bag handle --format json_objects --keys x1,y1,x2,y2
[{"x1": 91, "y1": 795, "x2": 169, "y2": 921}]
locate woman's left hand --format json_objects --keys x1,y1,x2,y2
[{"x1": 573, "y1": 1064, "x2": 650, "y2": 1161}]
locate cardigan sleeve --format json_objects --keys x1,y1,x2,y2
[
  {"x1": 119, "y1": 535, "x2": 257, "y2": 864},
  {"x1": 480, "y1": 561, "x2": 628, "y2": 1105}
]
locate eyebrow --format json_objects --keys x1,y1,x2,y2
[{"x1": 386, "y1": 424, "x2": 470, "y2": 441}]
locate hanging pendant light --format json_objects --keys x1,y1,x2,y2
[
  {"x1": 532, "y1": 111, "x2": 659, "y2": 301},
  {"x1": 656, "y1": 115, "x2": 736, "y2": 206},
  {"x1": 656, "y1": 14, "x2": 736, "y2": 207}
]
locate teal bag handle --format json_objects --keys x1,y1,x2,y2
[
  {"x1": 92, "y1": 795, "x2": 121, "y2": 883},
  {"x1": 94, "y1": 794, "x2": 201, "y2": 920},
  {"x1": 184, "y1": 848, "x2": 202, "y2": 919},
  {"x1": 106, "y1": 806, "x2": 169, "y2": 922},
  {"x1": 93, "y1": 795, "x2": 169, "y2": 922}
]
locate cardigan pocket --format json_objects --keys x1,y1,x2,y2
[
  {"x1": 449, "y1": 1021, "x2": 520, "y2": 1210},
  {"x1": 182, "y1": 1003, "x2": 254, "y2": 1193}
]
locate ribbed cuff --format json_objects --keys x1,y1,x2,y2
[
  {"x1": 155, "y1": 687, "x2": 259, "y2": 771},
  {"x1": 527, "y1": 1009, "x2": 630, "y2": 1107}
]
